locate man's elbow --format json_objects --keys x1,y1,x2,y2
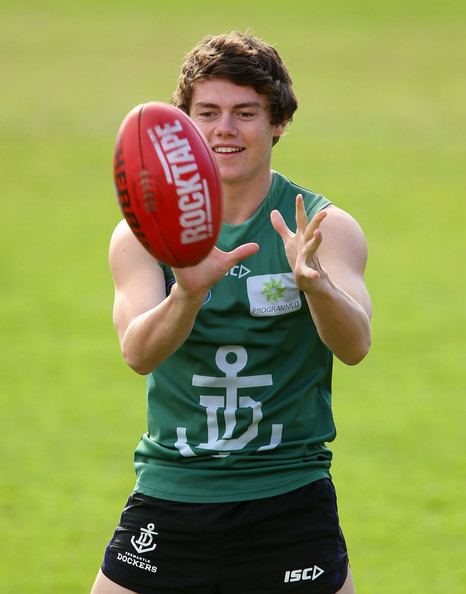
[
  {"x1": 121, "y1": 344, "x2": 153, "y2": 375},
  {"x1": 339, "y1": 334, "x2": 372, "y2": 366}
]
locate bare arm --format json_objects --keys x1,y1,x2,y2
[
  {"x1": 271, "y1": 197, "x2": 372, "y2": 365},
  {"x1": 110, "y1": 220, "x2": 259, "y2": 374}
]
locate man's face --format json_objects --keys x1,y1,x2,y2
[{"x1": 189, "y1": 79, "x2": 284, "y2": 187}]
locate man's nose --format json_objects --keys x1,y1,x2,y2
[{"x1": 214, "y1": 113, "x2": 237, "y2": 136}]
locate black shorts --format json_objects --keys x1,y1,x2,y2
[{"x1": 101, "y1": 479, "x2": 349, "y2": 594}]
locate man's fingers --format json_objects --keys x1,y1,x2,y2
[
  {"x1": 304, "y1": 230, "x2": 323, "y2": 256},
  {"x1": 304, "y1": 210, "x2": 327, "y2": 242},
  {"x1": 227, "y1": 242, "x2": 260, "y2": 267},
  {"x1": 270, "y1": 209, "x2": 292, "y2": 240},
  {"x1": 295, "y1": 194, "x2": 308, "y2": 232},
  {"x1": 296, "y1": 196, "x2": 327, "y2": 241},
  {"x1": 297, "y1": 230, "x2": 322, "y2": 264}
]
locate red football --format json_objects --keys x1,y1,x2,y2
[{"x1": 113, "y1": 102, "x2": 222, "y2": 267}]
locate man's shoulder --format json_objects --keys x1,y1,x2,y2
[
  {"x1": 321, "y1": 205, "x2": 364, "y2": 234},
  {"x1": 319, "y1": 206, "x2": 368, "y2": 268},
  {"x1": 110, "y1": 219, "x2": 150, "y2": 251},
  {"x1": 111, "y1": 218, "x2": 131, "y2": 239},
  {"x1": 272, "y1": 171, "x2": 331, "y2": 217},
  {"x1": 109, "y1": 218, "x2": 161, "y2": 271}
]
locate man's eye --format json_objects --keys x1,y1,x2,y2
[{"x1": 238, "y1": 112, "x2": 254, "y2": 119}]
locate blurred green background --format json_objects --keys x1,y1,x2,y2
[{"x1": 1, "y1": 1, "x2": 465, "y2": 592}]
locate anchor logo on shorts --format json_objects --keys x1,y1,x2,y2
[
  {"x1": 175, "y1": 345, "x2": 283, "y2": 457},
  {"x1": 131, "y1": 523, "x2": 159, "y2": 554}
]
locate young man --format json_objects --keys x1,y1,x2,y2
[{"x1": 91, "y1": 32, "x2": 371, "y2": 594}]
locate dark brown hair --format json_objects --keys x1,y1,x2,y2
[{"x1": 172, "y1": 31, "x2": 298, "y2": 133}]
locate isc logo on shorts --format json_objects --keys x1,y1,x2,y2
[{"x1": 284, "y1": 565, "x2": 325, "y2": 583}]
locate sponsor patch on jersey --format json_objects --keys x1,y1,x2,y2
[{"x1": 247, "y1": 273, "x2": 302, "y2": 317}]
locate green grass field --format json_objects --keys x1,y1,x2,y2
[{"x1": 1, "y1": 1, "x2": 465, "y2": 592}]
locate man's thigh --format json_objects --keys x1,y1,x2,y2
[
  {"x1": 91, "y1": 569, "x2": 137, "y2": 594},
  {"x1": 336, "y1": 567, "x2": 356, "y2": 594}
]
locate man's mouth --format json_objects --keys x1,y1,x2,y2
[{"x1": 212, "y1": 146, "x2": 245, "y2": 154}]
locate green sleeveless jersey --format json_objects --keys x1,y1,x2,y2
[{"x1": 134, "y1": 171, "x2": 336, "y2": 503}]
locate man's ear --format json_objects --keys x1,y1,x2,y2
[
  {"x1": 272, "y1": 121, "x2": 287, "y2": 146},
  {"x1": 274, "y1": 121, "x2": 287, "y2": 137}
]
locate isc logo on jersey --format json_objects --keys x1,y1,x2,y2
[{"x1": 284, "y1": 565, "x2": 324, "y2": 583}]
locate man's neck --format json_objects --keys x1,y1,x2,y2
[{"x1": 221, "y1": 170, "x2": 274, "y2": 225}]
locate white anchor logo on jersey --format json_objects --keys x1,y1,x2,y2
[{"x1": 175, "y1": 346, "x2": 283, "y2": 457}]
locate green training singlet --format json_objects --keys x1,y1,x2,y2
[{"x1": 134, "y1": 171, "x2": 336, "y2": 503}]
